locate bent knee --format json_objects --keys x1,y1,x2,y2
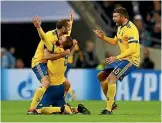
[
  {"x1": 107, "y1": 73, "x2": 117, "y2": 84},
  {"x1": 41, "y1": 76, "x2": 50, "y2": 88},
  {"x1": 41, "y1": 81, "x2": 50, "y2": 88},
  {"x1": 97, "y1": 71, "x2": 108, "y2": 82}
]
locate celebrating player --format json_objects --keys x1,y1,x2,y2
[
  {"x1": 93, "y1": 7, "x2": 140, "y2": 115},
  {"x1": 30, "y1": 35, "x2": 90, "y2": 115},
  {"x1": 27, "y1": 11, "x2": 74, "y2": 114}
]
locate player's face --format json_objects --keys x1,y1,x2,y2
[
  {"x1": 62, "y1": 22, "x2": 71, "y2": 34},
  {"x1": 59, "y1": 35, "x2": 67, "y2": 45},
  {"x1": 113, "y1": 13, "x2": 122, "y2": 26}
]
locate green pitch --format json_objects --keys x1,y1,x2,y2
[{"x1": 1, "y1": 101, "x2": 161, "y2": 122}]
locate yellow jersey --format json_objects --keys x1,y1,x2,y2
[
  {"x1": 47, "y1": 47, "x2": 68, "y2": 85},
  {"x1": 116, "y1": 21, "x2": 140, "y2": 67},
  {"x1": 31, "y1": 30, "x2": 59, "y2": 68}
]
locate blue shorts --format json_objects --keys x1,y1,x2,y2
[
  {"x1": 36, "y1": 84, "x2": 65, "y2": 109},
  {"x1": 32, "y1": 63, "x2": 48, "y2": 81},
  {"x1": 103, "y1": 60, "x2": 137, "y2": 81}
]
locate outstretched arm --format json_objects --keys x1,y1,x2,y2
[
  {"x1": 44, "y1": 48, "x2": 71, "y2": 60},
  {"x1": 93, "y1": 29, "x2": 118, "y2": 46},
  {"x1": 68, "y1": 10, "x2": 75, "y2": 36},
  {"x1": 32, "y1": 16, "x2": 54, "y2": 52}
]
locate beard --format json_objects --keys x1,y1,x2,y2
[
  {"x1": 116, "y1": 21, "x2": 123, "y2": 26},
  {"x1": 62, "y1": 29, "x2": 69, "y2": 35}
]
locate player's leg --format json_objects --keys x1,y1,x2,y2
[
  {"x1": 98, "y1": 64, "x2": 118, "y2": 111},
  {"x1": 27, "y1": 86, "x2": 52, "y2": 115},
  {"x1": 64, "y1": 63, "x2": 75, "y2": 99},
  {"x1": 104, "y1": 73, "x2": 117, "y2": 115},
  {"x1": 51, "y1": 84, "x2": 73, "y2": 114},
  {"x1": 100, "y1": 60, "x2": 137, "y2": 115},
  {"x1": 28, "y1": 63, "x2": 50, "y2": 111},
  {"x1": 98, "y1": 61, "x2": 118, "y2": 98},
  {"x1": 97, "y1": 71, "x2": 109, "y2": 97},
  {"x1": 63, "y1": 78, "x2": 71, "y2": 97},
  {"x1": 33, "y1": 86, "x2": 71, "y2": 115}
]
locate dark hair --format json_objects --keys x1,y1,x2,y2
[
  {"x1": 63, "y1": 36, "x2": 73, "y2": 50},
  {"x1": 113, "y1": 7, "x2": 129, "y2": 18},
  {"x1": 56, "y1": 19, "x2": 69, "y2": 29}
]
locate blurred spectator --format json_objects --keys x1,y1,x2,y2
[
  {"x1": 16, "y1": 58, "x2": 25, "y2": 68},
  {"x1": 1, "y1": 48, "x2": 9, "y2": 68},
  {"x1": 153, "y1": 1, "x2": 161, "y2": 13},
  {"x1": 152, "y1": 12, "x2": 161, "y2": 38},
  {"x1": 96, "y1": 51, "x2": 112, "y2": 70},
  {"x1": 7, "y1": 47, "x2": 16, "y2": 68},
  {"x1": 83, "y1": 41, "x2": 99, "y2": 68},
  {"x1": 141, "y1": 48, "x2": 154, "y2": 69},
  {"x1": 145, "y1": 13, "x2": 155, "y2": 33},
  {"x1": 133, "y1": 15, "x2": 152, "y2": 47}
]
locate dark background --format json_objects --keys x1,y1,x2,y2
[{"x1": 1, "y1": 20, "x2": 93, "y2": 67}]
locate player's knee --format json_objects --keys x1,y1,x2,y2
[
  {"x1": 41, "y1": 81, "x2": 50, "y2": 88},
  {"x1": 41, "y1": 76, "x2": 50, "y2": 88},
  {"x1": 97, "y1": 72, "x2": 107, "y2": 82},
  {"x1": 107, "y1": 73, "x2": 117, "y2": 84}
]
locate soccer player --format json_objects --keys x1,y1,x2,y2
[
  {"x1": 28, "y1": 11, "x2": 74, "y2": 114},
  {"x1": 32, "y1": 36, "x2": 90, "y2": 115},
  {"x1": 93, "y1": 7, "x2": 140, "y2": 115}
]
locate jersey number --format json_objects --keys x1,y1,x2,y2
[{"x1": 64, "y1": 55, "x2": 68, "y2": 66}]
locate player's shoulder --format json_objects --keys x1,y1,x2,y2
[
  {"x1": 124, "y1": 21, "x2": 138, "y2": 31},
  {"x1": 124, "y1": 21, "x2": 132, "y2": 28},
  {"x1": 127, "y1": 21, "x2": 137, "y2": 29},
  {"x1": 45, "y1": 29, "x2": 56, "y2": 35}
]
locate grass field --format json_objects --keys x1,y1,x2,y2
[{"x1": 1, "y1": 101, "x2": 161, "y2": 122}]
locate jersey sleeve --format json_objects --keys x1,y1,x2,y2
[
  {"x1": 37, "y1": 28, "x2": 55, "y2": 53},
  {"x1": 44, "y1": 31, "x2": 56, "y2": 53}
]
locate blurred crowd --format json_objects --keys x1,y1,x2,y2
[
  {"x1": 97, "y1": 1, "x2": 161, "y2": 48},
  {"x1": 2, "y1": 1, "x2": 160, "y2": 70},
  {"x1": 74, "y1": 41, "x2": 155, "y2": 70},
  {"x1": 1, "y1": 40, "x2": 155, "y2": 70},
  {"x1": 1, "y1": 47, "x2": 25, "y2": 69}
]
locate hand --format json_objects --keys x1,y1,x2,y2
[
  {"x1": 106, "y1": 56, "x2": 117, "y2": 64},
  {"x1": 123, "y1": 35, "x2": 129, "y2": 41},
  {"x1": 93, "y1": 29, "x2": 105, "y2": 39},
  {"x1": 64, "y1": 49, "x2": 71, "y2": 55},
  {"x1": 70, "y1": 10, "x2": 75, "y2": 22},
  {"x1": 73, "y1": 39, "x2": 78, "y2": 46},
  {"x1": 32, "y1": 16, "x2": 42, "y2": 28}
]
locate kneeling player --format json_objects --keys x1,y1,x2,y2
[
  {"x1": 28, "y1": 13, "x2": 74, "y2": 113},
  {"x1": 31, "y1": 36, "x2": 90, "y2": 115}
]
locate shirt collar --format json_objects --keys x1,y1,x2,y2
[{"x1": 121, "y1": 20, "x2": 129, "y2": 29}]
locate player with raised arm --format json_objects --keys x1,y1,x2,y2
[
  {"x1": 29, "y1": 31, "x2": 90, "y2": 115},
  {"x1": 94, "y1": 7, "x2": 140, "y2": 115},
  {"x1": 27, "y1": 11, "x2": 74, "y2": 114}
]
